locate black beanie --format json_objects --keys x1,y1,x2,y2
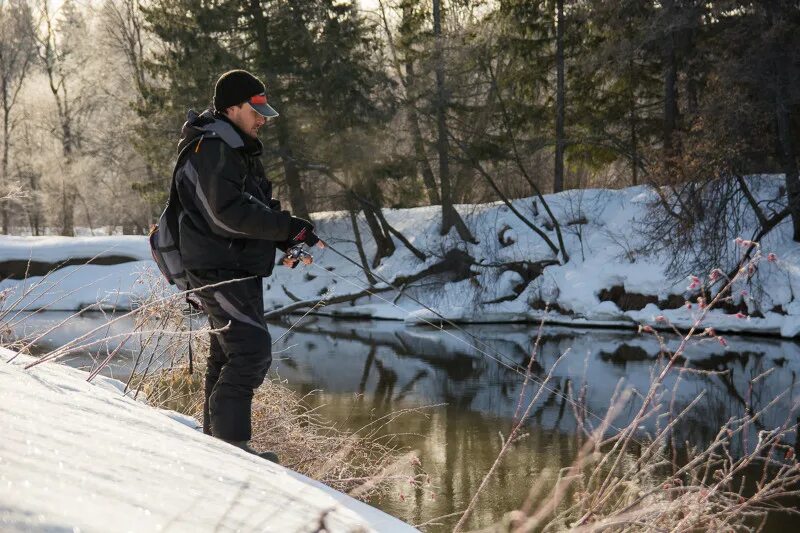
[{"x1": 213, "y1": 70, "x2": 266, "y2": 111}]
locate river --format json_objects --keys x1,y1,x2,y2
[{"x1": 10, "y1": 311, "x2": 800, "y2": 531}]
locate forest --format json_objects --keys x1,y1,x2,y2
[{"x1": 0, "y1": 0, "x2": 797, "y2": 277}]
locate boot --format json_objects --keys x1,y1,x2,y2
[{"x1": 222, "y1": 439, "x2": 280, "y2": 464}]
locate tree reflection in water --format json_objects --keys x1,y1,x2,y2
[{"x1": 273, "y1": 318, "x2": 800, "y2": 530}]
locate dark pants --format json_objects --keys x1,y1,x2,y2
[{"x1": 186, "y1": 269, "x2": 272, "y2": 441}]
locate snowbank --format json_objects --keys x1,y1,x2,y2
[
  {"x1": 0, "y1": 235, "x2": 150, "y2": 263},
  {"x1": 0, "y1": 349, "x2": 416, "y2": 532},
  {"x1": 1, "y1": 177, "x2": 798, "y2": 337}
]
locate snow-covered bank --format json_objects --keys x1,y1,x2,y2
[
  {"x1": 0, "y1": 349, "x2": 416, "y2": 532},
  {"x1": 0, "y1": 235, "x2": 149, "y2": 263},
  {"x1": 1, "y1": 177, "x2": 798, "y2": 337}
]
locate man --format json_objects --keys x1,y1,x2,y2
[{"x1": 174, "y1": 69, "x2": 322, "y2": 462}]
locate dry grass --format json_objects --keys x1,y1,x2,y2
[
  {"x1": 136, "y1": 355, "x2": 424, "y2": 501},
  {"x1": 125, "y1": 274, "x2": 425, "y2": 502}
]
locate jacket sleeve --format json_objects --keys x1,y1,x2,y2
[{"x1": 182, "y1": 139, "x2": 291, "y2": 241}]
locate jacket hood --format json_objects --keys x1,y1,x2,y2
[{"x1": 177, "y1": 109, "x2": 254, "y2": 155}]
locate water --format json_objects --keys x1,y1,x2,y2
[{"x1": 10, "y1": 312, "x2": 800, "y2": 530}]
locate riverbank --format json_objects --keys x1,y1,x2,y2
[
  {"x1": 0, "y1": 348, "x2": 416, "y2": 532},
  {"x1": 1, "y1": 177, "x2": 798, "y2": 337}
]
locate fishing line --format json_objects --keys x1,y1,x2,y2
[
  {"x1": 271, "y1": 294, "x2": 330, "y2": 346},
  {"x1": 302, "y1": 244, "x2": 727, "y2": 488},
  {"x1": 314, "y1": 246, "x2": 533, "y2": 376},
  {"x1": 277, "y1": 238, "x2": 768, "y2": 496},
  {"x1": 308, "y1": 240, "x2": 622, "y2": 431},
  {"x1": 302, "y1": 237, "x2": 768, "y2": 493}
]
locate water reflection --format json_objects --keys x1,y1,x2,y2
[
  {"x1": 275, "y1": 318, "x2": 800, "y2": 446},
  {"x1": 273, "y1": 318, "x2": 800, "y2": 529},
  {"x1": 10, "y1": 312, "x2": 800, "y2": 530}
]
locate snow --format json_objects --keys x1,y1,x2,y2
[
  {"x1": 1, "y1": 176, "x2": 799, "y2": 337},
  {"x1": 0, "y1": 348, "x2": 416, "y2": 532},
  {"x1": 0, "y1": 235, "x2": 150, "y2": 262},
  {"x1": 0, "y1": 261, "x2": 153, "y2": 311}
]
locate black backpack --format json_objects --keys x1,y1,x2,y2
[{"x1": 148, "y1": 137, "x2": 203, "y2": 292}]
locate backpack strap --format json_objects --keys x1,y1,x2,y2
[{"x1": 169, "y1": 135, "x2": 205, "y2": 215}]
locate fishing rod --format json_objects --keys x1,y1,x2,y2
[{"x1": 281, "y1": 241, "x2": 530, "y2": 374}]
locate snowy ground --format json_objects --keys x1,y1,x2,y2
[
  {"x1": 1, "y1": 177, "x2": 798, "y2": 337},
  {"x1": 0, "y1": 348, "x2": 416, "y2": 532}
]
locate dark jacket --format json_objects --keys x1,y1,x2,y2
[{"x1": 175, "y1": 109, "x2": 291, "y2": 277}]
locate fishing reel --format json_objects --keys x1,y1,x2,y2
[{"x1": 281, "y1": 243, "x2": 313, "y2": 269}]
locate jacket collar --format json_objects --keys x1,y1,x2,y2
[{"x1": 180, "y1": 109, "x2": 263, "y2": 156}]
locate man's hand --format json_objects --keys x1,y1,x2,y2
[
  {"x1": 280, "y1": 240, "x2": 324, "y2": 268},
  {"x1": 288, "y1": 216, "x2": 320, "y2": 247}
]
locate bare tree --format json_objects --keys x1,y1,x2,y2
[
  {"x1": 13, "y1": 120, "x2": 42, "y2": 234},
  {"x1": 433, "y1": 0, "x2": 475, "y2": 242},
  {"x1": 100, "y1": 0, "x2": 147, "y2": 100},
  {"x1": 0, "y1": 0, "x2": 36, "y2": 234},
  {"x1": 98, "y1": 0, "x2": 162, "y2": 233},
  {"x1": 34, "y1": 0, "x2": 97, "y2": 235},
  {"x1": 376, "y1": 0, "x2": 441, "y2": 206}
]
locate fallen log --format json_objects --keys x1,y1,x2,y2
[{"x1": 264, "y1": 249, "x2": 474, "y2": 319}]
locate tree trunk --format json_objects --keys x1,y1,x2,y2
[
  {"x1": 1, "y1": 104, "x2": 9, "y2": 235},
  {"x1": 664, "y1": 54, "x2": 678, "y2": 151},
  {"x1": 628, "y1": 58, "x2": 638, "y2": 186},
  {"x1": 433, "y1": 0, "x2": 475, "y2": 242},
  {"x1": 362, "y1": 205, "x2": 394, "y2": 267},
  {"x1": 247, "y1": 0, "x2": 310, "y2": 220},
  {"x1": 275, "y1": 118, "x2": 310, "y2": 219},
  {"x1": 374, "y1": 207, "x2": 425, "y2": 261},
  {"x1": 29, "y1": 209, "x2": 40, "y2": 236},
  {"x1": 59, "y1": 117, "x2": 76, "y2": 236},
  {"x1": 662, "y1": 0, "x2": 679, "y2": 154},
  {"x1": 348, "y1": 204, "x2": 377, "y2": 285},
  {"x1": 25, "y1": 170, "x2": 40, "y2": 236},
  {"x1": 60, "y1": 178, "x2": 75, "y2": 236},
  {"x1": 405, "y1": 58, "x2": 441, "y2": 205},
  {"x1": 775, "y1": 66, "x2": 800, "y2": 241},
  {"x1": 77, "y1": 193, "x2": 95, "y2": 235},
  {"x1": 360, "y1": 180, "x2": 395, "y2": 264},
  {"x1": 554, "y1": 0, "x2": 566, "y2": 193},
  {"x1": 2, "y1": 80, "x2": 11, "y2": 234}
]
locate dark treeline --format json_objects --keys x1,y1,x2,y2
[{"x1": 0, "y1": 0, "x2": 798, "y2": 268}]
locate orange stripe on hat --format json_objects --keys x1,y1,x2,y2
[{"x1": 250, "y1": 94, "x2": 267, "y2": 105}]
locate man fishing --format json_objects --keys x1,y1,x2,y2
[{"x1": 174, "y1": 69, "x2": 323, "y2": 462}]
